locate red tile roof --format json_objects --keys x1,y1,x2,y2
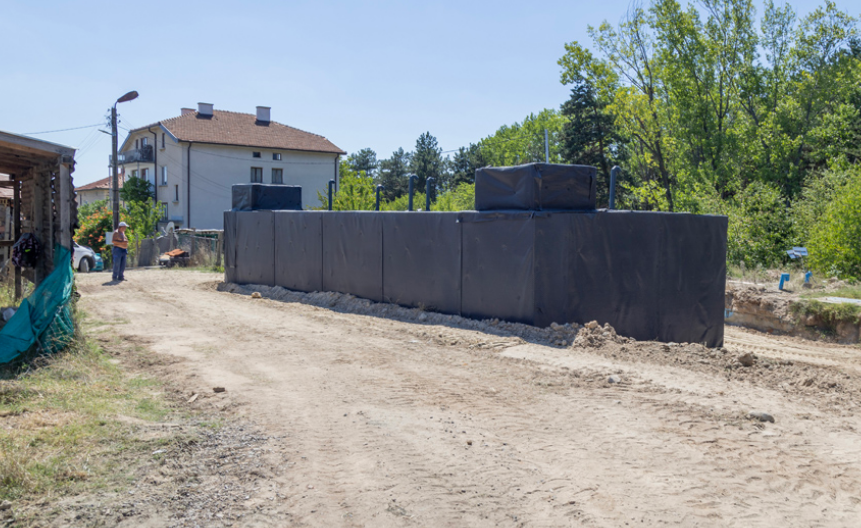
[
  {"x1": 76, "y1": 174, "x2": 124, "y2": 192},
  {"x1": 135, "y1": 110, "x2": 345, "y2": 155}
]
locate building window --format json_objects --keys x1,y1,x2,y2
[
  {"x1": 271, "y1": 168, "x2": 283, "y2": 184},
  {"x1": 250, "y1": 167, "x2": 263, "y2": 183},
  {"x1": 174, "y1": 184, "x2": 179, "y2": 202},
  {"x1": 141, "y1": 137, "x2": 148, "y2": 147},
  {"x1": 161, "y1": 133, "x2": 165, "y2": 148},
  {"x1": 131, "y1": 169, "x2": 138, "y2": 179},
  {"x1": 135, "y1": 139, "x2": 139, "y2": 149},
  {"x1": 160, "y1": 202, "x2": 168, "y2": 221},
  {"x1": 252, "y1": 152, "x2": 261, "y2": 158},
  {"x1": 273, "y1": 153, "x2": 282, "y2": 160},
  {"x1": 161, "y1": 166, "x2": 168, "y2": 185},
  {"x1": 141, "y1": 168, "x2": 148, "y2": 181}
]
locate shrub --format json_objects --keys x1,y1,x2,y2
[
  {"x1": 726, "y1": 181, "x2": 794, "y2": 268},
  {"x1": 75, "y1": 206, "x2": 113, "y2": 256},
  {"x1": 806, "y1": 171, "x2": 861, "y2": 280},
  {"x1": 314, "y1": 172, "x2": 376, "y2": 211},
  {"x1": 434, "y1": 183, "x2": 475, "y2": 211}
]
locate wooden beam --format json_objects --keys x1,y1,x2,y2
[
  {"x1": 13, "y1": 173, "x2": 21, "y2": 301},
  {"x1": 59, "y1": 161, "x2": 72, "y2": 251},
  {"x1": 0, "y1": 131, "x2": 75, "y2": 159}
]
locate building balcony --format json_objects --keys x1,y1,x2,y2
[{"x1": 110, "y1": 145, "x2": 154, "y2": 165}]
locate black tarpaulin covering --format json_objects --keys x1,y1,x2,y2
[
  {"x1": 322, "y1": 213, "x2": 383, "y2": 302},
  {"x1": 475, "y1": 163, "x2": 597, "y2": 211},
  {"x1": 223, "y1": 211, "x2": 238, "y2": 284},
  {"x1": 382, "y1": 212, "x2": 461, "y2": 314},
  {"x1": 234, "y1": 211, "x2": 275, "y2": 286},
  {"x1": 563, "y1": 212, "x2": 664, "y2": 341},
  {"x1": 232, "y1": 184, "x2": 302, "y2": 211},
  {"x1": 275, "y1": 212, "x2": 323, "y2": 292},
  {"x1": 461, "y1": 212, "x2": 535, "y2": 324},
  {"x1": 655, "y1": 212, "x2": 727, "y2": 346},
  {"x1": 224, "y1": 209, "x2": 727, "y2": 346}
]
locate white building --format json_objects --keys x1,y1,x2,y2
[
  {"x1": 74, "y1": 174, "x2": 124, "y2": 207},
  {"x1": 118, "y1": 103, "x2": 344, "y2": 229}
]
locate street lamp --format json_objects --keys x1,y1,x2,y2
[{"x1": 112, "y1": 90, "x2": 139, "y2": 229}]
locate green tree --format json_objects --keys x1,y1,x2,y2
[
  {"x1": 348, "y1": 148, "x2": 378, "y2": 177},
  {"x1": 120, "y1": 176, "x2": 154, "y2": 203},
  {"x1": 448, "y1": 144, "x2": 486, "y2": 188},
  {"x1": 726, "y1": 181, "x2": 794, "y2": 267},
  {"x1": 477, "y1": 109, "x2": 566, "y2": 167},
  {"x1": 377, "y1": 148, "x2": 411, "y2": 201},
  {"x1": 805, "y1": 169, "x2": 861, "y2": 279},
  {"x1": 124, "y1": 200, "x2": 163, "y2": 258},
  {"x1": 560, "y1": 80, "x2": 626, "y2": 207},
  {"x1": 411, "y1": 132, "x2": 443, "y2": 195},
  {"x1": 315, "y1": 169, "x2": 376, "y2": 211},
  {"x1": 434, "y1": 182, "x2": 476, "y2": 211},
  {"x1": 77, "y1": 199, "x2": 108, "y2": 224}
]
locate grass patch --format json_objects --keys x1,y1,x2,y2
[
  {"x1": 0, "y1": 278, "x2": 34, "y2": 309},
  {"x1": 790, "y1": 299, "x2": 861, "y2": 334},
  {"x1": 0, "y1": 338, "x2": 183, "y2": 502},
  {"x1": 802, "y1": 285, "x2": 861, "y2": 301}
]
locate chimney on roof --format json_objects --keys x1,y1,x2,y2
[
  {"x1": 198, "y1": 102, "x2": 214, "y2": 116},
  {"x1": 181, "y1": 108, "x2": 195, "y2": 116},
  {"x1": 256, "y1": 106, "x2": 271, "y2": 123}
]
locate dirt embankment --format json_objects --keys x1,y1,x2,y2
[{"x1": 726, "y1": 283, "x2": 861, "y2": 343}]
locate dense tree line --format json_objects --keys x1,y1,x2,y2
[{"x1": 334, "y1": 0, "x2": 861, "y2": 279}]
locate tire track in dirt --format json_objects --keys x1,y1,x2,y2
[{"x1": 76, "y1": 270, "x2": 861, "y2": 527}]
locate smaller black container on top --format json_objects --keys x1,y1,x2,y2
[
  {"x1": 475, "y1": 163, "x2": 597, "y2": 211},
  {"x1": 232, "y1": 183, "x2": 302, "y2": 211}
]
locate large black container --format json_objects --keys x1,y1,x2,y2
[{"x1": 224, "y1": 209, "x2": 728, "y2": 346}]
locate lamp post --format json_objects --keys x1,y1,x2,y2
[{"x1": 112, "y1": 90, "x2": 139, "y2": 229}]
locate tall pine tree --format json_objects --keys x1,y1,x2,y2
[
  {"x1": 348, "y1": 148, "x2": 378, "y2": 177},
  {"x1": 377, "y1": 148, "x2": 411, "y2": 201},
  {"x1": 411, "y1": 132, "x2": 443, "y2": 195},
  {"x1": 560, "y1": 81, "x2": 623, "y2": 207}
]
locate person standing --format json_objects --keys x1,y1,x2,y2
[{"x1": 111, "y1": 222, "x2": 129, "y2": 281}]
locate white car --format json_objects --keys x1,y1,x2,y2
[{"x1": 73, "y1": 242, "x2": 102, "y2": 273}]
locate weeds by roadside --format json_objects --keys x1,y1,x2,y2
[
  {"x1": 790, "y1": 299, "x2": 861, "y2": 335},
  {"x1": 802, "y1": 285, "x2": 861, "y2": 301},
  {"x1": 0, "y1": 338, "x2": 185, "y2": 505}
]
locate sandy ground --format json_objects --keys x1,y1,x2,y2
[{"x1": 72, "y1": 268, "x2": 861, "y2": 527}]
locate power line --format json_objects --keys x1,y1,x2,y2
[{"x1": 24, "y1": 123, "x2": 103, "y2": 135}]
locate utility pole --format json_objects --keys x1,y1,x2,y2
[
  {"x1": 111, "y1": 91, "x2": 139, "y2": 229},
  {"x1": 544, "y1": 129, "x2": 549, "y2": 163},
  {"x1": 111, "y1": 106, "x2": 119, "y2": 229}
]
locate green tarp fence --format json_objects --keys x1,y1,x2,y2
[{"x1": 0, "y1": 245, "x2": 75, "y2": 363}]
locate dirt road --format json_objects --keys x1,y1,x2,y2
[{"x1": 77, "y1": 269, "x2": 861, "y2": 527}]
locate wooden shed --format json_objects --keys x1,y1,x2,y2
[{"x1": 0, "y1": 130, "x2": 76, "y2": 299}]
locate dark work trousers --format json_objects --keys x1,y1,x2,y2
[{"x1": 112, "y1": 246, "x2": 127, "y2": 281}]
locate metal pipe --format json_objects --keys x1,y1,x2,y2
[
  {"x1": 425, "y1": 177, "x2": 434, "y2": 211},
  {"x1": 609, "y1": 165, "x2": 620, "y2": 210},
  {"x1": 328, "y1": 179, "x2": 335, "y2": 210},
  {"x1": 408, "y1": 175, "x2": 417, "y2": 211},
  {"x1": 375, "y1": 185, "x2": 383, "y2": 211}
]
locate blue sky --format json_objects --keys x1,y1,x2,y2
[{"x1": 1, "y1": 0, "x2": 853, "y2": 186}]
